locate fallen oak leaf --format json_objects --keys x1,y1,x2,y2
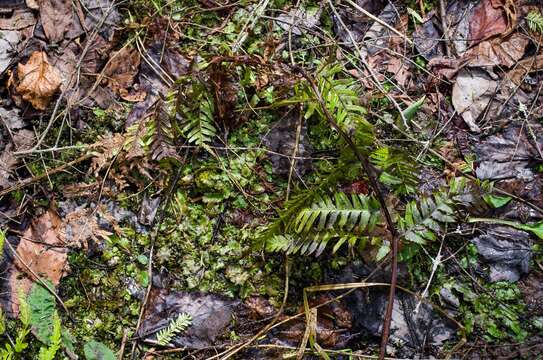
[{"x1": 16, "y1": 51, "x2": 62, "y2": 110}]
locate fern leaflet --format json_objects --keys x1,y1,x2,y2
[
  {"x1": 400, "y1": 192, "x2": 455, "y2": 244},
  {"x1": 370, "y1": 147, "x2": 418, "y2": 194},
  {"x1": 526, "y1": 10, "x2": 543, "y2": 34},
  {"x1": 156, "y1": 313, "x2": 192, "y2": 346},
  {"x1": 176, "y1": 77, "x2": 217, "y2": 146}
]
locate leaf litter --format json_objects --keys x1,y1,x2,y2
[{"x1": 0, "y1": 0, "x2": 543, "y2": 358}]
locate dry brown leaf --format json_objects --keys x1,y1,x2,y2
[
  {"x1": 60, "y1": 206, "x2": 112, "y2": 248},
  {"x1": 469, "y1": 0, "x2": 510, "y2": 46},
  {"x1": 39, "y1": 0, "x2": 79, "y2": 43},
  {"x1": 6, "y1": 210, "x2": 68, "y2": 315},
  {"x1": 464, "y1": 32, "x2": 528, "y2": 68},
  {"x1": 506, "y1": 53, "x2": 543, "y2": 87},
  {"x1": 12, "y1": 129, "x2": 35, "y2": 151},
  {"x1": 0, "y1": 10, "x2": 36, "y2": 30},
  {"x1": 16, "y1": 51, "x2": 62, "y2": 110},
  {"x1": 103, "y1": 47, "x2": 141, "y2": 97}
]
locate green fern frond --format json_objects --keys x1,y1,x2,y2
[
  {"x1": 264, "y1": 192, "x2": 380, "y2": 256},
  {"x1": 370, "y1": 147, "x2": 419, "y2": 194},
  {"x1": 156, "y1": 313, "x2": 192, "y2": 346},
  {"x1": 277, "y1": 63, "x2": 374, "y2": 146},
  {"x1": 38, "y1": 313, "x2": 61, "y2": 360},
  {"x1": 526, "y1": 10, "x2": 543, "y2": 34},
  {"x1": 176, "y1": 77, "x2": 217, "y2": 146},
  {"x1": 291, "y1": 193, "x2": 380, "y2": 234},
  {"x1": 400, "y1": 192, "x2": 455, "y2": 244}
]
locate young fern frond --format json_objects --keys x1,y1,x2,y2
[
  {"x1": 156, "y1": 313, "x2": 192, "y2": 346},
  {"x1": 176, "y1": 77, "x2": 217, "y2": 146},
  {"x1": 526, "y1": 10, "x2": 543, "y2": 34},
  {"x1": 276, "y1": 63, "x2": 374, "y2": 146},
  {"x1": 400, "y1": 192, "x2": 455, "y2": 244},
  {"x1": 370, "y1": 147, "x2": 418, "y2": 194},
  {"x1": 38, "y1": 313, "x2": 61, "y2": 360}
]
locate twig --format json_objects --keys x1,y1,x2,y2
[
  {"x1": 0, "y1": 153, "x2": 93, "y2": 198},
  {"x1": 291, "y1": 65, "x2": 399, "y2": 360},
  {"x1": 439, "y1": 0, "x2": 451, "y2": 57},
  {"x1": 343, "y1": 0, "x2": 413, "y2": 45}
]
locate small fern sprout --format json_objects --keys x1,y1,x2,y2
[
  {"x1": 526, "y1": 10, "x2": 543, "y2": 34},
  {"x1": 156, "y1": 313, "x2": 192, "y2": 346}
]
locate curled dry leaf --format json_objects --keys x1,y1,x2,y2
[
  {"x1": 16, "y1": 51, "x2": 62, "y2": 110},
  {"x1": 452, "y1": 68, "x2": 497, "y2": 132},
  {"x1": 39, "y1": 0, "x2": 82, "y2": 43},
  {"x1": 506, "y1": 53, "x2": 543, "y2": 88},
  {"x1": 0, "y1": 9, "x2": 36, "y2": 31}
]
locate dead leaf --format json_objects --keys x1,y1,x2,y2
[
  {"x1": 39, "y1": 0, "x2": 80, "y2": 43},
  {"x1": 387, "y1": 57, "x2": 410, "y2": 87},
  {"x1": 102, "y1": 47, "x2": 141, "y2": 98},
  {"x1": 16, "y1": 51, "x2": 62, "y2": 110},
  {"x1": 506, "y1": 53, "x2": 543, "y2": 87},
  {"x1": 464, "y1": 32, "x2": 528, "y2": 68},
  {"x1": 0, "y1": 30, "x2": 21, "y2": 74},
  {"x1": 452, "y1": 68, "x2": 498, "y2": 132},
  {"x1": 0, "y1": 9, "x2": 36, "y2": 30},
  {"x1": 6, "y1": 210, "x2": 68, "y2": 315},
  {"x1": 0, "y1": 107, "x2": 25, "y2": 131},
  {"x1": 469, "y1": 0, "x2": 510, "y2": 46},
  {"x1": 50, "y1": 45, "x2": 78, "y2": 91},
  {"x1": 12, "y1": 129, "x2": 35, "y2": 150},
  {"x1": 26, "y1": 0, "x2": 39, "y2": 9},
  {"x1": 60, "y1": 205, "x2": 111, "y2": 248}
]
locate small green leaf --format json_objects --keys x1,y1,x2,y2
[
  {"x1": 376, "y1": 241, "x2": 390, "y2": 261},
  {"x1": 84, "y1": 341, "x2": 116, "y2": 360},
  {"x1": 483, "y1": 194, "x2": 512, "y2": 208},
  {"x1": 402, "y1": 96, "x2": 426, "y2": 121}
]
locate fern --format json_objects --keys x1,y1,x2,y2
[
  {"x1": 526, "y1": 10, "x2": 543, "y2": 34},
  {"x1": 150, "y1": 101, "x2": 179, "y2": 160},
  {"x1": 370, "y1": 147, "x2": 418, "y2": 194},
  {"x1": 264, "y1": 192, "x2": 380, "y2": 256},
  {"x1": 156, "y1": 313, "x2": 192, "y2": 346},
  {"x1": 277, "y1": 63, "x2": 374, "y2": 146},
  {"x1": 292, "y1": 193, "x2": 380, "y2": 234},
  {"x1": 400, "y1": 192, "x2": 455, "y2": 244},
  {"x1": 176, "y1": 77, "x2": 217, "y2": 146},
  {"x1": 14, "y1": 289, "x2": 30, "y2": 353},
  {"x1": 38, "y1": 312, "x2": 61, "y2": 360}
]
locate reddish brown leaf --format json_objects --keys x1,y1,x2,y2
[
  {"x1": 16, "y1": 51, "x2": 62, "y2": 110},
  {"x1": 469, "y1": 0, "x2": 509, "y2": 46}
]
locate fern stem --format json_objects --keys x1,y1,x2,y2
[
  {"x1": 291, "y1": 65, "x2": 399, "y2": 360},
  {"x1": 468, "y1": 217, "x2": 520, "y2": 228}
]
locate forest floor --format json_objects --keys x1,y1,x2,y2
[{"x1": 0, "y1": 0, "x2": 543, "y2": 359}]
